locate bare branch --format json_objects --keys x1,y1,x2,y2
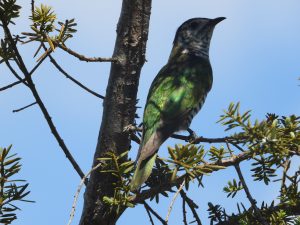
[
  {"x1": 12, "y1": 102, "x2": 37, "y2": 113},
  {"x1": 234, "y1": 163, "x2": 268, "y2": 225},
  {"x1": 182, "y1": 197, "x2": 188, "y2": 225},
  {"x1": 180, "y1": 190, "x2": 202, "y2": 225},
  {"x1": 144, "y1": 203, "x2": 155, "y2": 225},
  {"x1": 0, "y1": 80, "x2": 23, "y2": 92},
  {"x1": 129, "y1": 133, "x2": 141, "y2": 144},
  {"x1": 58, "y1": 44, "x2": 117, "y2": 63},
  {"x1": 126, "y1": 125, "x2": 242, "y2": 147},
  {"x1": 171, "y1": 133, "x2": 238, "y2": 145},
  {"x1": 44, "y1": 45, "x2": 105, "y2": 99},
  {"x1": 67, "y1": 163, "x2": 102, "y2": 225},
  {"x1": 123, "y1": 124, "x2": 142, "y2": 144},
  {"x1": 165, "y1": 180, "x2": 185, "y2": 223},
  {"x1": 31, "y1": 0, "x2": 35, "y2": 15},
  {"x1": 280, "y1": 159, "x2": 291, "y2": 203},
  {"x1": 0, "y1": 52, "x2": 49, "y2": 92},
  {"x1": 143, "y1": 201, "x2": 167, "y2": 225},
  {"x1": 3, "y1": 58, "x2": 29, "y2": 87}
]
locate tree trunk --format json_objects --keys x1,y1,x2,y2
[{"x1": 79, "y1": 1, "x2": 152, "y2": 224}]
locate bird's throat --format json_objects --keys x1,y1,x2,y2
[{"x1": 169, "y1": 43, "x2": 209, "y2": 62}]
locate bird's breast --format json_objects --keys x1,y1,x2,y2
[{"x1": 179, "y1": 95, "x2": 207, "y2": 130}]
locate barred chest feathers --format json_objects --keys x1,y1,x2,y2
[{"x1": 179, "y1": 94, "x2": 207, "y2": 130}]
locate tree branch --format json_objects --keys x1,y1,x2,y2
[
  {"x1": 234, "y1": 163, "x2": 269, "y2": 225},
  {"x1": 43, "y1": 45, "x2": 105, "y2": 99},
  {"x1": 143, "y1": 201, "x2": 167, "y2": 225},
  {"x1": 67, "y1": 163, "x2": 102, "y2": 225},
  {"x1": 171, "y1": 133, "x2": 240, "y2": 145},
  {"x1": 0, "y1": 51, "x2": 49, "y2": 92},
  {"x1": 58, "y1": 44, "x2": 117, "y2": 63},
  {"x1": 144, "y1": 203, "x2": 155, "y2": 225},
  {"x1": 165, "y1": 180, "x2": 185, "y2": 223},
  {"x1": 180, "y1": 190, "x2": 202, "y2": 225},
  {"x1": 1, "y1": 15, "x2": 86, "y2": 182},
  {"x1": 182, "y1": 197, "x2": 188, "y2": 225},
  {"x1": 0, "y1": 80, "x2": 22, "y2": 92},
  {"x1": 3, "y1": 58, "x2": 29, "y2": 87},
  {"x1": 280, "y1": 159, "x2": 291, "y2": 203},
  {"x1": 12, "y1": 102, "x2": 37, "y2": 113}
]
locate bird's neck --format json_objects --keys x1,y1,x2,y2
[{"x1": 169, "y1": 43, "x2": 209, "y2": 62}]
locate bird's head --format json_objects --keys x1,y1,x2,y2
[{"x1": 173, "y1": 17, "x2": 225, "y2": 57}]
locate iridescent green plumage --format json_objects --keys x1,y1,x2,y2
[{"x1": 130, "y1": 17, "x2": 225, "y2": 191}]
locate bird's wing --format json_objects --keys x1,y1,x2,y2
[{"x1": 139, "y1": 72, "x2": 198, "y2": 162}]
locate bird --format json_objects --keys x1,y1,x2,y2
[{"x1": 130, "y1": 17, "x2": 225, "y2": 191}]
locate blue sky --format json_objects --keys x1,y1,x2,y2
[{"x1": 1, "y1": 0, "x2": 300, "y2": 225}]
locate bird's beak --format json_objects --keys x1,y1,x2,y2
[{"x1": 210, "y1": 17, "x2": 226, "y2": 26}]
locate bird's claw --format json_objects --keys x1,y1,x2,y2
[{"x1": 187, "y1": 128, "x2": 198, "y2": 143}]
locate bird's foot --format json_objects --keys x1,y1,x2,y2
[{"x1": 187, "y1": 128, "x2": 198, "y2": 143}]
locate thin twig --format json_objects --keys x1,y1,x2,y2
[
  {"x1": 171, "y1": 133, "x2": 236, "y2": 144},
  {"x1": 123, "y1": 124, "x2": 142, "y2": 144},
  {"x1": 58, "y1": 44, "x2": 117, "y2": 63},
  {"x1": 234, "y1": 163, "x2": 268, "y2": 225},
  {"x1": 123, "y1": 124, "x2": 143, "y2": 132},
  {"x1": 43, "y1": 45, "x2": 105, "y2": 99},
  {"x1": 280, "y1": 159, "x2": 291, "y2": 203},
  {"x1": 0, "y1": 53, "x2": 49, "y2": 92},
  {"x1": 180, "y1": 190, "x2": 202, "y2": 225},
  {"x1": 12, "y1": 102, "x2": 37, "y2": 113},
  {"x1": 179, "y1": 190, "x2": 199, "y2": 209},
  {"x1": 0, "y1": 80, "x2": 23, "y2": 92},
  {"x1": 124, "y1": 126, "x2": 244, "y2": 146},
  {"x1": 144, "y1": 203, "x2": 155, "y2": 225},
  {"x1": 130, "y1": 133, "x2": 141, "y2": 144},
  {"x1": 31, "y1": 0, "x2": 35, "y2": 15},
  {"x1": 143, "y1": 201, "x2": 167, "y2": 225},
  {"x1": 3, "y1": 58, "x2": 29, "y2": 87},
  {"x1": 182, "y1": 197, "x2": 188, "y2": 225},
  {"x1": 1, "y1": 15, "x2": 85, "y2": 181},
  {"x1": 226, "y1": 141, "x2": 234, "y2": 157},
  {"x1": 28, "y1": 50, "x2": 49, "y2": 75},
  {"x1": 227, "y1": 141, "x2": 268, "y2": 225},
  {"x1": 230, "y1": 142, "x2": 245, "y2": 152},
  {"x1": 67, "y1": 163, "x2": 102, "y2": 225},
  {"x1": 165, "y1": 180, "x2": 185, "y2": 223}
]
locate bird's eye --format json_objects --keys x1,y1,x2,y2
[{"x1": 190, "y1": 21, "x2": 198, "y2": 30}]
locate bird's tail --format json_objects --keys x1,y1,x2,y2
[
  {"x1": 130, "y1": 153, "x2": 157, "y2": 191},
  {"x1": 130, "y1": 130, "x2": 167, "y2": 191}
]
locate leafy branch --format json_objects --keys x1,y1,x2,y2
[
  {"x1": 21, "y1": 4, "x2": 116, "y2": 63},
  {"x1": 0, "y1": 145, "x2": 33, "y2": 224},
  {"x1": 92, "y1": 102, "x2": 300, "y2": 224},
  {"x1": 223, "y1": 179, "x2": 243, "y2": 198},
  {"x1": 98, "y1": 151, "x2": 135, "y2": 215}
]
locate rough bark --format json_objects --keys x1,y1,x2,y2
[{"x1": 79, "y1": 1, "x2": 152, "y2": 225}]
